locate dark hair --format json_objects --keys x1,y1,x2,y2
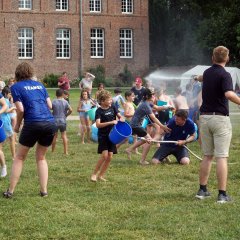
[
  {"x1": 114, "y1": 87, "x2": 122, "y2": 94},
  {"x1": 2, "y1": 86, "x2": 11, "y2": 97},
  {"x1": 125, "y1": 90, "x2": 133, "y2": 99},
  {"x1": 142, "y1": 88, "x2": 153, "y2": 101},
  {"x1": 98, "y1": 83, "x2": 104, "y2": 89},
  {"x1": 56, "y1": 89, "x2": 64, "y2": 97},
  {"x1": 80, "y1": 89, "x2": 89, "y2": 100},
  {"x1": 175, "y1": 109, "x2": 188, "y2": 119},
  {"x1": 15, "y1": 62, "x2": 34, "y2": 82},
  {"x1": 63, "y1": 90, "x2": 69, "y2": 96}
]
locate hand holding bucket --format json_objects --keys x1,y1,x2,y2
[{"x1": 109, "y1": 121, "x2": 132, "y2": 144}]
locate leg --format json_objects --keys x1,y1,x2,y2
[
  {"x1": 98, "y1": 152, "x2": 113, "y2": 180},
  {"x1": 85, "y1": 118, "x2": 91, "y2": 143},
  {"x1": 140, "y1": 142, "x2": 151, "y2": 165},
  {"x1": 61, "y1": 131, "x2": 68, "y2": 155},
  {"x1": 8, "y1": 144, "x2": 30, "y2": 193},
  {"x1": 91, "y1": 150, "x2": 108, "y2": 181},
  {"x1": 0, "y1": 143, "x2": 7, "y2": 177},
  {"x1": 199, "y1": 155, "x2": 214, "y2": 185},
  {"x1": 216, "y1": 157, "x2": 228, "y2": 191},
  {"x1": 35, "y1": 143, "x2": 49, "y2": 193},
  {"x1": 80, "y1": 117, "x2": 86, "y2": 144},
  {"x1": 9, "y1": 135, "x2": 16, "y2": 159},
  {"x1": 51, "y1": 132, "x2": 58, "y2": 152}
]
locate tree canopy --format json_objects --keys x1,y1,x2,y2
[{"x1": 149, "y1": 0, "x2": 240, "y2": 67}]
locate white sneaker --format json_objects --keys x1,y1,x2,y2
[{"x1": 1, "y1": 165, "x2": 7, "y2": 178}]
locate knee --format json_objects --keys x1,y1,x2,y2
[{"x1": 180, "y1": 157, "x2": 190, "y2": 165}]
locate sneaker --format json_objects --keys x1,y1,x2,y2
[
  {"x1": 195, "y1": 189, "x2": 211, "y2": 200},
  {"x1": 217, "y1": 194, "x2": 232, "y2": 203},
  {"x1": 3, "y1": 190, "x2": 13, "y2": 199},
  {"x1": 1, "y1": 165, "x2": 7, "y2": 178},
  {"x1": 40, "y1": 192, "x2": 48, "y2": 197}
]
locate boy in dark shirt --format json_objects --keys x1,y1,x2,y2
[{"x1": 91, "y1": 90, "x2": 123, "y2": 182}]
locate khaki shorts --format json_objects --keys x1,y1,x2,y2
[{"x1": 199, "y1": 115, "x2": 232, "y2": 157}]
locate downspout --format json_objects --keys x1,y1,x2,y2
[{"x1": 79, "y1": 0, "x2": 83, "y2": 75}]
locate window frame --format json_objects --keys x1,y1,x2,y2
[
  {"x1": 18, "y1": 0, "x2": 32, "y2": 10},
  {"x1": 89, "y1": 0, "x2": 101, "y2": 13},
  {"x1": 18, "y1": 28, "x2": 33, "y2": 59},
  {"x1": 90, "y1": 28, "x2": 105, "y2": 58},
  {"x1": 56, "y1": 28, "x2": 71, "y2": 59},
  {"x1": 119, "y1": 28, "x2": 133, "y2": 58},
  {"x1": 56, "y1": 0, "x2": 69, "y2": 11},
  {"x1": 121, "y1": 0, "x2": 133, "y2": 14}
]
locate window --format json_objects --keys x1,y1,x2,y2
[
  {"x1": 89, "y1": 0, "x2": 101, "y2": 12},
  {"x1": 19, "y1": 0, "x2": 32, "y2": 10},
  {"x1": 120, "y1": 29, "x2": 133, "y2": 58},
  {"x1": 122, "y1": 0, "x2": 133, "y2": 14},
  {"x1": 18, "y1": 28, "x2": 33, "y2": 59},
  {"x1": 56, "y1": 29, "x2": 70, "y2": 59},
  {"x1": 91, "y1": 28, "x2": 104, "y2": 58},
  {"x1": 56, "y1": 0, "x2": 68, "y2": 11}
]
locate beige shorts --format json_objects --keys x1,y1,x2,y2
[{"x1": 199, "y1": 115, "x2": 232, "y2": 157}]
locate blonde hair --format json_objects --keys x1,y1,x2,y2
[
  {"x1": 98, "y1": 90, "x2": 111, "y2": 104},
  {"x1": 213, "y1": 46, "x2": 229, "y2": 63}
]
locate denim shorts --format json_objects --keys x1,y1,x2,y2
[{"x1": 19, "y1": 121, "x2": 57, "y2": 147}]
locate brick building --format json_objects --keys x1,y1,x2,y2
[{"x1": 0, "y1": 0, "x2": 149, "y2": 80}]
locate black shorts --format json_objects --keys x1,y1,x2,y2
[
  {"x1": 56, "y1": 122, "x2": 67, "y2": 133},
  {"x1": 131, "y1": 127, "x2": 147, "y2": 137},
  {"x1": 98, "y1": 135, "x2": 117, "y2": 154},
  {"x1": 152, "y1": 145, "x2": 189, "y2": 163},
  {"x1": 19, "y1": 121, "x2": 57, "y2": 148}
]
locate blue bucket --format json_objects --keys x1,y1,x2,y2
[
  {"x1": 109, "y1": 121, "x2": 132, "y2": 144},
  {"x1": 0, "y1": 120, "x2": 6, "y2": 143},
  {"x1": 91, "y1": 123, "x2": 98, "y2": 142}
]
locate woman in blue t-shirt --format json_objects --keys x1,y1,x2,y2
[{"x1": 3, "y1": 62, "x2": 57, "y2": 198}]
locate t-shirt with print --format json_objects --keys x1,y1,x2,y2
[
  {"x1": 52, "y1": 98, "x2": 71, "y2": 124},
  {"x1": 130, "y1": 101, "x2": 152, "y2": 128},
  {"x1": 95, "y1": 105, "x2": 118, "y2": 137},
  {"x1": 10, "y1": 80, "x2": 54, "y2": 122},
  {"x1": 164, "y1": 117, "x2": 195, "y2": 147}
]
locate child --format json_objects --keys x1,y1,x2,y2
[
  {"x1": 1, "y1": 86, "x2": 16, "y2": 159},
  {"x1": 173, "y1": 87, "x2": 189, "y2": 111},
  {"x1": 95, "y1": 83, "x2": 104, "y2": 101},
  {"x1": 112, "y1": 88, "x2": 125, "y2": 115},
  {"x1": 77, "y1": 89, "x2": 95, "y2": 144},
  {"x1": 63, "y1": 90, "x2": 70, "y2": 103},
  {"x1": 91, "y1": 90, "x2": 123, "y2": 182},
  {"x1": 51, "y1": 89, "x2": 72, "y2": 155},
  {"x1": 125, "y1": 88, "x2": 171, "y2": 165},
  {"x1": 116, "y1": 90, "x2": 139, "y2": 154}
]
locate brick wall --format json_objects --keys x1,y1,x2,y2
[{"x1": 0, "y1": 0, "x2": 149, "y2": 81}]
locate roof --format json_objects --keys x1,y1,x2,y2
[{"x1": 180, "y1": 65, "x2": 240, "y2": 90}]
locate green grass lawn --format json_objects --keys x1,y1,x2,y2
[{"x1": 0, "y1": 115, "x2": 240, "y2": 239}]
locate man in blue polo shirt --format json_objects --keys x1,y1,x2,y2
[
  {"x1": 152, "y1": 110, "x2": 196, "y2": 165},
  {"x1": 195, "y1": 46, "x2": 240, "y2": 203}
]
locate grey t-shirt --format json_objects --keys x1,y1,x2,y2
[
  {"x1": 130, "y1": 101, "x2": 152, "y2": 128},
  {"x1": 52, "y1": 99, "x2": 70, "y2": 124}
]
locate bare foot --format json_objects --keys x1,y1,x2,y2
[
  {"x1": 139, "y1": 160, "x2": 150, "y2": 165},
  {"x1": 125, "y1": 149, "x2": 132, "y2": 160},
  {"x1": 81, "y1": 141, "x2": 85, "y2": 144},
  {"x1": 134, "y1": 150, "x2": 141, "y2": 155},
  {"x1": 90, "y1": 174, "x2": 97, "y2": 182},
  {"x1": 98, "y1": 176, "x2": 107, "y2": 182}
]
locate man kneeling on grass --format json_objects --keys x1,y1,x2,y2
[{"x1": 152, "y1": 110, "x2": 196, "y2": 165}]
